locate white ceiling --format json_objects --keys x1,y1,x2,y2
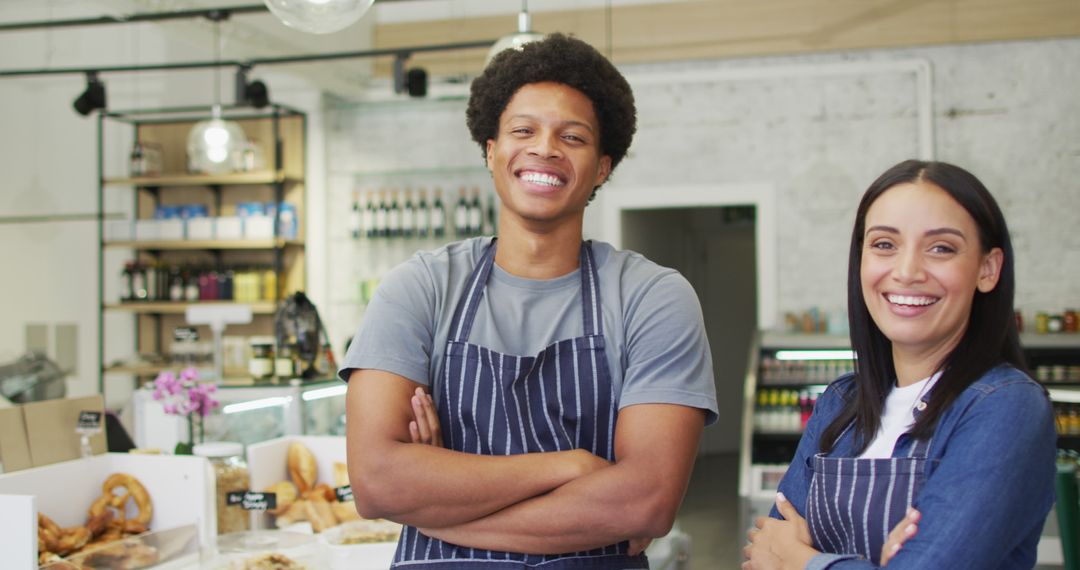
[{"x1": 0, "y1": 0, "x2": 693, "y2": 99}]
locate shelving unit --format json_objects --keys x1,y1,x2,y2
[
  {"x1": 737, "y1": 329, "x2": 1080, "y2": 562},
  {"x1": 96, "y1": 105, "x2": 307, "y2": 398}
]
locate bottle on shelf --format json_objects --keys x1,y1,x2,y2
[
  {"x1": 168, "y1": 265, "x2": 183, "y2": 302},
  {"x1": 363, "y1": 190, "x2": 377, "y2": 239},
  {"x1": 416, "y1": 188, "x2": 431, "y2": 238},
  {"x1": 388, "y1": 190, "x2": 402, "y2": 238},
  {"x1": 486, "y1": 190, "x2": 498, "y2": 234},
  {"x1": 468, "y1": 187, "x2": 483, "y2": 235},
  {"x1": 350, "y1": 190, "x2": 363, "y2": 240},
  {"x1": 454, "y1": 187, "x2": 469, "y2": 237},
  {"x1": 402, "y1": 189, "x2": 417, "y2": 238},
  {"x1": 375, "y1": 190, "x2": 389, "y2": 238},
  {"x1": 120, "y1": 262, "x2": 134, "y2": 302},
  {"x1": 431, "y1": 188, "x2": 447, "y2": 238},
  {"x1": 132, "y1": 261, "x2": 148, "y2": 301},
  {"x1": 183, "y1": 266, "x2": 200, "y2": 302}
]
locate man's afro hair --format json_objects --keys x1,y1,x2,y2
[{"x1": 466, "y1": 33, "x2": 637, "y2": 174}]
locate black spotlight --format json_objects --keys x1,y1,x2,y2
[
  {"x1": 73, "y1": 72, "x2": 106, "y2": 116},
  {"x1": 245, "y1": 79, "x2": 270, "y2": 108},
  {"x1": 406, "y1": 68, "x2": 428, "y2": 98},
  {"x1": 235, "y1": 67, "x2": 270, "y2": 109}
]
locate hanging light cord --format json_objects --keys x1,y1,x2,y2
[{"x1": 213, "y1": 20, "x2": 222, "y2": 111}]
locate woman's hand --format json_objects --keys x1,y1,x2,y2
[
  {"x1": 880, "y1": 508, "x2": 920, "y2": 566},
  {"x1": 742, "y1": 493, "x2": 816, "y2": 570},
  {"x1": 408, "y1": 387, "x2": 442, "y2": 447}
]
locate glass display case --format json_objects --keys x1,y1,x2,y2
[{"x1": 133, "y1": 379, "x2": 346, "y2": 451}]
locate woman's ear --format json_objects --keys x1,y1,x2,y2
[{"x1": 977, "y1": 247, "x2": 1004, "y2": 293}]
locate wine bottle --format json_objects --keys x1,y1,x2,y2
[
  {"x1": 416, "y1": 188, "x2": 431, "y2": 238},
  {"x1": 363, "y1": 191, "x2": 376, "y2": 238},
  {"x1": 375, "y1": 190, "x2": 389, "y2": 238},
  {"x1": 350, "y1": 190, "x2": 362, "y2": 240},
  {"x1": 454, "y1": 187, "x2": 469, "y2": 237},
  {"x1": 388, "y1": 190, "x2": 402, "y2": 238},
  {"x1": 432, "y1": 188, "x2": 446, "y2": 238},
  {"x1": 402, "y1": 189, "x2": 416, "y2": 238},
  {"x1": 468, "y1": 187, "x2": 483, "y2": 235}
]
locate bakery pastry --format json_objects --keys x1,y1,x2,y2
[{"x1": 286, "y1": 443, "x2": 317, "y2": 494}]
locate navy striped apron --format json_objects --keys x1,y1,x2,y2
[
  {"x1": 806, "y1": 401, "x2": 934, "y2": 565},
  {"x1": 393, "y1": 239, "x2": 648, "y2": 569}
]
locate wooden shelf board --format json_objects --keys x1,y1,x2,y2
[
  {"x1": 104, "y1": 239, "x2": 303, "y2": 250},
  {"x1": 103, "y1": 301, "x2": 277, "y2": 314},
  {"x1": 104, "y1": 171, "x2": 299, "y2": 187}
]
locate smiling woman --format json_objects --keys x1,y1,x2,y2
[{"x1": 743, "y1": 160, "x2": 1056, "y2": 570}]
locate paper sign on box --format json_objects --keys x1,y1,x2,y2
[{"x1": 22, "y1": 394, "x2": 107, "y2": 468}]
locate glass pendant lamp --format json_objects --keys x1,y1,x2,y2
[
  {"x1": 187, "y1": 21, "x2": 248, "y2": 174},
  {"x1": 263, "y1": 0, "x2": 375, "y2": 35},
  {"x1": 484, "y1": 0, "x2": 545, "y2": 66}
]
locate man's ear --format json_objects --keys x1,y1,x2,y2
[
  {"x1": 485, "y1": 139, "x2": 496, "y2": 171},
  {"x1": 594, "y1": 155, "x2": 612, "y2": 187}
]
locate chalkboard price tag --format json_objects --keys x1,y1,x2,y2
[
  {"x1": 77, "y1": 411, "x2": 103, "y2": 432},
  {"x1": 335, "y1": 485, "x2": 353, "y2": 503},
  {"x1": 226, "y1": 491, "x2": 277, "y2": 511}
]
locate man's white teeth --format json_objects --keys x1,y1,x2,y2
[
  {"x1": 520, "y1": 172, "x2": 563, "y2": 187},
  {"x1": 887, "y1": 294, "x2": 938, "y2": 307}
]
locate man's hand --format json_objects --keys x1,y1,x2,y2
[
  {"x1": 408, "y1": 387, "x2": 442, "y2": 447},
  {"x1": 742, "y1": 493, "x2": 816, "y2": 570},
  {"x1": 880, "y1": 508, "x2": 920, "y2": 566}
]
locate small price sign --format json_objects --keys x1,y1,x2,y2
[
  {"x1": 77, "y1": 411, "x2": 103, "y2": 433},
  {"x1": 226, "y1": 491, "x2": 277, "y2": 511},
  {"x1": 335, "y1": 485, "x2": 353, "y2": 503}
]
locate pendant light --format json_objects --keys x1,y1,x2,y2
[
  {"x1": 187, "y1": 20, "x2": 249, "y2": 175},
  {"x1": 484, "y1": 0, "x2": 545, "y2": 66},
  {"x1": 263, "y1": 0, "x2": 375, "y2": 35}
]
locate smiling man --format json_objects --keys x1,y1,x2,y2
[{"x1": 340, "y1": 33, "x2": 718, "y2": 569}]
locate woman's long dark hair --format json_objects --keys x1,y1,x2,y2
[{"x1": 820, "y1": 160, "x2": 1026, "y2": 454}]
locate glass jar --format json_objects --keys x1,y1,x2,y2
[
  {"x1": 194, "y1": 441, "x2": 251, "y2": 535},
  {"x1": 275, "y1": 344, "x2": 296, "y2": 380},
  {"x1": 249, "y1": 337, "x2": 275, "y2": 380}
]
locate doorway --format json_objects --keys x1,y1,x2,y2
[{"x1": 595, "y1": 182, "x2": 776, "y2": 454}]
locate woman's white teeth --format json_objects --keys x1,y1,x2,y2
[
  {"x1": 520, "y1": 172, "x2": 563, "y2": 187},
  {"x1": 887, "y1": 294, "x2": 938, "y2": 307}
]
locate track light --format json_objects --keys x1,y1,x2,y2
[
  {"x1": 73, "y1": 72, "x2": 106, "y2": 116},
  {"x1": 235, "y1": 67, "x2": 270, "y2": 108}
]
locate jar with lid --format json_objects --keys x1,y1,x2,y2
[
  {"x1": 249, "y1": 337, "x2": 275, "y2": 381},
  {"x1": 275, "y1": 343, "x2": 296, "y2": 380},
  {"x1": 194, "y1": 441, "x2": 251, "y2": 535}
]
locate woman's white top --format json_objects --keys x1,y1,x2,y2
[{"x1": 857, "y1": 371, "x2": 943, "y2": 459}]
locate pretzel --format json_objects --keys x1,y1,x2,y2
[{"x1": 88, "y1": 473, "x2": 153, "y2": 526}]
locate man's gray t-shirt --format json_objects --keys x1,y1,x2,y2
[{"x1": 339, "y1": 237, "x2": 718, "y2": 425}]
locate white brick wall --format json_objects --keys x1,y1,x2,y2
[{"x1": 325, "y1": 38, "x2": 1080, "y2": 347}]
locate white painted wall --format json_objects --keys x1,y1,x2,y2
[
  {"x1": 321, "y1": 38, "x2": 1080, "y2": 397},
  {"x1": 0, "y1": 2, "x2": 332, "y2": 407},
  {"x1": 1, "y1": 0, "x2": 1077, "y2": 413}
]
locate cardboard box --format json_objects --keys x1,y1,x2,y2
[
  {"x1": 158, "y1": 218, "x2": 186, "y2": 241},
  {"x1": 104, "y1": 220, "x2": 134, "y2": 241},
  {"x1": 216, "y1": 216, "x2": 244, "y2": 240},
  {"x1": 247, "y1": 436, "x2": 349, "y2": 530},
  {"x1": 243, "y1": 215, "x2": 274, "y2": 240},
  {"x1": 0, "y1": 395, "x2": 107, "y2": 473},
  {"x1": 0, "y1": 406, "x2": 32, "y2": 474},
  {"x1": 187, "y1": 217, "x2": 215, "y2": 240},
  {"x1": 134, "y1": 219, "x2": 160, "y2": 241},
  {"x1": 0, "y1": 453, "x2": 215, "y2": 564},
  {"x1": 22, "y1": 395, "x2": 108, "y2": 468}
]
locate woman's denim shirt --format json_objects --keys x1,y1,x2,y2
[{"x1": 773, "y1": 364, "x2": 1056, "y2": 569}]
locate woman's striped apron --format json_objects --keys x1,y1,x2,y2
[{"x1": 806, "y1": 403, "x2": 933, "y2": 565}]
